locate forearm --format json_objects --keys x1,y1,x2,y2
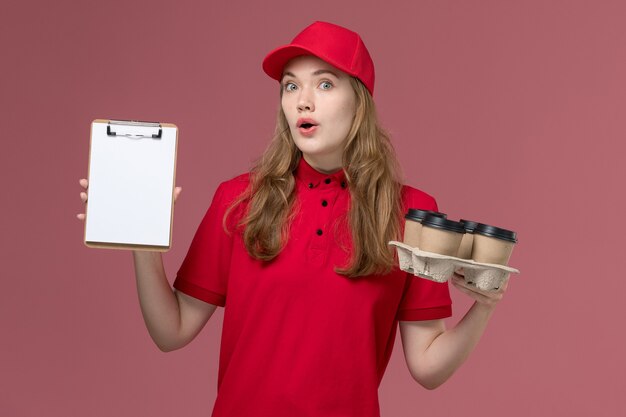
[
  {"x1": 132, "y1": 251, "x2": 182, "y2": 351},
  {"x1": 418, "y1": 302, "x2": 496, "y2": 389}
]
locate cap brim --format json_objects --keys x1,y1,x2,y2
[
  {"x1": 262, "y1": 45, "x2": 317, "y2": 81},
  {"x1": 262, "y1": 44, "x2": 347, "y2": 82}
]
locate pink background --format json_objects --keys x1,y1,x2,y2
[{"x1": 2, "y1": 0, "x2": 624, "y2": 415}]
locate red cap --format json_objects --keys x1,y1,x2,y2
[{"x1": 262, "y1": 21, "x2": 375, "y2": 96}]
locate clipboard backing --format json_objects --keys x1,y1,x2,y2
[{"x1": 83, "y1": 119, "x2": 178, "y2": 251}]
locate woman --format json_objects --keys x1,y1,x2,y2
[{"x1": 78, "y1": 20, "x2": 508, "y2": 417}]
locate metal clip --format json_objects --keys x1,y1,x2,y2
[{"x1": 107, "y1": 119, "x2": 162, "y2": 139}]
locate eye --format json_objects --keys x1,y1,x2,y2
[
  {"x1": 284, "y1": 82, "x2": 297, "y2": 92},
  {"x1": 320, "y1": 81, "x2": 333, "y2": 90}
]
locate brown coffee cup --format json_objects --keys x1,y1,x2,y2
[
  {"x1": 471, "y1": 223, "x2": 518, "y2": 265},
  {"x1": 419, "y1": 215, "x2": 465, "y2": 256},
  {"x1": 456, "y1": 219, "x2": 478, "y2": 259},
  {"x1": 403, "y1": 209, "x2": 446, "y2": 248}
]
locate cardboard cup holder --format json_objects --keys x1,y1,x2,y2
[{"x1": 389, "y1": 241, "x2": 520, "y2": 291}]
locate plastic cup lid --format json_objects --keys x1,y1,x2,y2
[
  {"x1": 459, "y1": 219, "x2": 479, "y2": 233},
  {"x1": 405, "y1": 208, "x2": 447, "y2": 222},
  {"x1": 474, "y1": 223, "x2": 518, "y2": 243},
  {"x1": 421, "y1": 214, "x2": 466, "y2": 233}
]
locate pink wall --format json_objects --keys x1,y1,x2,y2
[{"x1": 2, "y1": 0, "x2": 624, "y2": 415}]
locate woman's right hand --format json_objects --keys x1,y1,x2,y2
[{"x1": 76, "y1": 179, "x2": 182, "y2": 221}]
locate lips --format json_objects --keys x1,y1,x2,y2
[
  {"x1": 297, "y1": 118, "x2": 318, "y2": 129},
  {"x1": 297, "y1": 118, "x2": 318, "y2": 137}
]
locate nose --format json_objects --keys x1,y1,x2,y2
[{"x1": 296, "y1": 87, "x2": 315, "y2": 112}]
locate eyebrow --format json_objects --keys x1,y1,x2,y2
[{"x1": 281, "y1": 69, "x2": 340, "y2": 82}]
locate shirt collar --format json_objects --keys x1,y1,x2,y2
[{"x1": 294, "y1": 156, "x2": 348, "y2": 189}]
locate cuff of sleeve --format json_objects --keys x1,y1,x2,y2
[
  {"x1": 173, "y1": 278, "x2": 226, "y2": 307},
  {"x1": 397, "y1": 305, "x2": 452, "y2": 321}
]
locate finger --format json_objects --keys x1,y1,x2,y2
[
  {"x1": 452, "y1": 278, "x2": 497, "y2": 304},
  {"x1": 79, "y1": 179, "x2": 88, "y2": 189},
  {"x1": 451, "y1": 275, "x2": 474, "y2": 290},
  {"x1": 452, "y1": 275, "x2": 495, "y2": 297},
  {"x1": 455, "y1": 275, "x2": 497, "y2": 296},
  {"x1": 77, "y1": 213, "x2": 85, "y2": 221},
  {"x1": 451, "y1": 278, "x2": 487, "y2": 298},
  {"x1": 173, "y1": 186, "x2": 182, "y2": 202},
  {"x1": 80, "y1": 192, "x2": 88, "y2": 203}
]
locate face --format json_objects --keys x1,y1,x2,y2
[{"x1": 280, "y1": 55, "x2": 357, "y2": 173}]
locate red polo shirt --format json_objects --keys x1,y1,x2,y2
[{"x1": 173, "y1": 156, "x2": 452, "y2": 417}]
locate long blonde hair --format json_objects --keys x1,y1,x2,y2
[{"x1": 224, "y1": 77, "x2": 405, "y2": 278}]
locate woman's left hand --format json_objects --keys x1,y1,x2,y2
[{"x1": 450, "y1": 270, "x2": 509, "y2": 309}]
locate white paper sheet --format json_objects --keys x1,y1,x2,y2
[{"x1": 84, "y1": 120, "x2": 177, "y2": 250}]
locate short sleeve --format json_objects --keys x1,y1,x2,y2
[
  {"x1": 396, "y1": 187, "x2": 453, "y2": 321},
  {"x1": 173, "y1": 182, "x2": 238, "y2": 307}
]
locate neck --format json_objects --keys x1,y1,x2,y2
[{"x1": 302, "y1": 154, "x2": 343, "y2": 174}]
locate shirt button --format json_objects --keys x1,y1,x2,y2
[
  {"x1": 321, "y1": 200, "x2": 328, "y2": 207},
  {"x1": 324, "y1": 178, "x2": 331, "y2": 184},
  {"x1": 341, "y1": 181, "x2": 346, "y2": 189},
  {"x1": 308, "y1": 183, "x2": 313, "y2": 188},
  {"x1": 316, "y1": 229, "x2": 323, "y2": 236}
]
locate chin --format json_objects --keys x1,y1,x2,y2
[{"x1": 295, "y1": 141, "x2": 325, "y2": 155}]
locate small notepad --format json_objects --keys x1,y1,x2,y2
[{"x1": 84, "y1": 119, "x2": 178, "y2": 251}]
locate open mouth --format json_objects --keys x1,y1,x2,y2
[
  {"x1": 297, "y1": 118, "x2": 318, "y2": 129},
  {"x1": 297, "y1": 118, "x2": 318, "y2": 135}
]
